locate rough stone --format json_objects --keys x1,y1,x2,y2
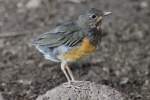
[{"x1": 36, "y1": 81, "x2": 129, "y2": 100}]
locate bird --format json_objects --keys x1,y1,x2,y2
[{"x1": 32, "y1": 8, "x2": 111, "y2": 83}]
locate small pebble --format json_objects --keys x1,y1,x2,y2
[
  {"x1": 120, "y1": 77, "x2": 129, "y2": 85},
  {"x1": 140, "y1": 1, "x2": 148, "y2": 8},
  {"x1": 26, "y1": 0, "x2": 41, "y2": 9}
]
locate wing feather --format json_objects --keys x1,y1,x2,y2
[{"x1": 33, "y1": 25, "x2": 84, "y2": 47}]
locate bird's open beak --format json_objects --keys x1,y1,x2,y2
[
  {"x1": 103, "y1": 11, "x2": 112, "y2": 16},
  {"x1": 96, "y1": 11, "x2": 112, "y2": 23}
]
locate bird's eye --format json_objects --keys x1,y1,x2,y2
[{"x1": 91, "y1": 14, "x2": 97, "y2": 19}]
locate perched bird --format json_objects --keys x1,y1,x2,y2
[{"x1": 33, "y1": 8, "x2": 111, "y2": 82}]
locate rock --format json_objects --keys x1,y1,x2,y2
[
  {"x1": 26, "y1": 0, "x2": 41, "y2": 9},
  {"x1": 120, "y1": 77, "x2": 129, "y2": 85},
  {"x1": 140, "y1": 1, "x2": 148, "y2": 8},
  {"x1": 36, "y1": 81, "x2": 129, "y2": 100}
]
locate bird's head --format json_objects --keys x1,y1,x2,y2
[{"x1": 77, "y1": 8, "x2": 111, "y2": 30}]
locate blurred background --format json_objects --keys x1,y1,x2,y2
[{"x1": 0, "y1": 0, "x2": 150, "y2": 100}]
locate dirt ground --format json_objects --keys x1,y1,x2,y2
[{"x1": 0, "y1": 0, "x2": 150, "y2": 100}]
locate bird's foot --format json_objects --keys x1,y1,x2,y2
[{"x1": 63, "y1": 81, "x2": 87, "y2": 90}]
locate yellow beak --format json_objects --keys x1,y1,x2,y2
[{"x1": 103, "y1": 11, "x2": 112, "y2": 16}]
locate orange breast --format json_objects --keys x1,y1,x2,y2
[{"x1": 63, "y1": 38, "x2": 96, "y2": 62}]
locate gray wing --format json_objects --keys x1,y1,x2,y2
[{"x1": 32, "y1": 23, "x2": 84, "y2": 47}]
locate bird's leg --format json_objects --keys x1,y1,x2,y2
[
  {"x1": 61, "y1": 62, "x2": 81, "y2": 89},
  {"x1": 61, "y1": 62, "x2": 71, "y2": 82},
  {"x1": 65, "y1": 64, "x2": 75, "y2": 81}
]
